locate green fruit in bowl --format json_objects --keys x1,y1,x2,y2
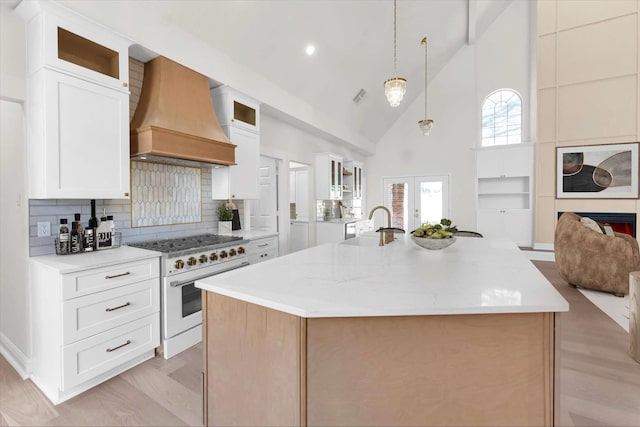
[{"x1": 413, "y1": 218, "x2": 458, "y2": 239}]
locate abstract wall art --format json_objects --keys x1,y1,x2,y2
[{"x1": 556, "y1": 143, "x2": 639, "y2": 198}]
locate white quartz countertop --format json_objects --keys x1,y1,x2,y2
[
  {"x1": 30, "y1": 246, "x2": 161, "y2": 274},
  {"x1": 196, "y1": 233, "x2": 569, "y2": 318},
  {"x1": 229, "y1": 228, "x2": 278, "y2": 240}
]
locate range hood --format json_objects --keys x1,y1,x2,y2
[{"x1": 130, "y1": 56, "x2": 235, "y2": 165}]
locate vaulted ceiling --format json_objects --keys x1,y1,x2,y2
[{"x1": 58, "y1": 0, "x2": 514, "y2": 149}]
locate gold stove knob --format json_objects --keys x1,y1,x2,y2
[
  {"x1": 209, "y1": 252, "x2": 218, "y2": 261},
  {"x1": 174, "y1": 259, "x2": 184, "y2": 269},
  {"x1": 187, "y1": 257, "x2": 197, "y2": 266},
  {"x1": 220, "y1": 250, "x2": 228, "y2": 258},
  {"x1": 199, "y1": 255, "x2": 208, "y2": 264},
  {"x1": 238, "y1": 246, "x2": 245, "y2": 254},
  {"x1": 229, "y1": 249, "x2": 237, "y2": 257}
]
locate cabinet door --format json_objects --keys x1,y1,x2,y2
[
  {"x1": 228, "y1": 126, "x2": 259, "y2": 199},
  {"x1": 476, "y1": 210, "x2": 505, "y2": 239},
  {"x1": 504, "y1": 210, "x2": 532, "y2": 247},
  {"x1": 45, "y1": 70, "x2": 129, "y2": 199},
  {"x1": 476, "y1": 150, "x2": 505, "y2": 178}
]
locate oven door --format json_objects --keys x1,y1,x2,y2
[{"x1": 163, "y1": 259, "x2": 250, "y2": 339}]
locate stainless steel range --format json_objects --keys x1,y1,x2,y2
[{"x1": 128, "y1": 234, "x2": 250, "y2": 359}]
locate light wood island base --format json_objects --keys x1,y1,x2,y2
[{"x1": 203, "y1": 292, "x2": 557, "y2": 427}]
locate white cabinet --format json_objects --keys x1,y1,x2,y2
[
  {"x1": 17, "y1": 1, "x2": 131, "y2": 199},
  {"x1": 316, "y1": 221, "x2": 348, "y2": 245},
  {"x1": 477, "y1": 210, "x2": 532, "y2": 247},
  {"x1": 315, "y1": 153, "x2": 343, "y2": 200},
  {"x1": 290, "y1": 221, "x2": 309, "y2": 253},
  {"x1": 210, "y1": 85, "x2": 260, "y2": 133},
  {"x1": 343, "y1": 161, "x2": 363, "y2": 200},
  {"x1": 248, "y1": 235, "x2": 279, "y2": 264},
  {"x1": 29, "y1": 250, "x2": 160, "y2": 404},
  {"x1": 212, "y1": 126, "x2": 260, "y2": 200},
  {"x1": 26, "y1": 69, "x2": 130, "y2": 199},
  {"x1": 17, "y1": 0, "x2": 130, "y2": 90},
  {"x1": 475, "y1": 145, "x2": 533, "y2": 247},
  {"x1": 476, "y1": 145, "x2": 532, "y2": 178},
  {"x1": 211, "y1": 86, "x2": 260, "y2": 200}
]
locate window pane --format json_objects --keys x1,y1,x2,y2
[
  {"x1": 419, "y1": 181, "x2": 442, "y2": 224},
  {"x1": 481, "y1": 89, "x2": 522, "y2": 147}
]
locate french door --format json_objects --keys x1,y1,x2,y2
[{"x1": 382, "y1": 176, "x2": 450, "y2": 232}]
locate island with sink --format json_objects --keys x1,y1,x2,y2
[{"x1": 196, "y1": 233, "x2": 568, "y2": 426}]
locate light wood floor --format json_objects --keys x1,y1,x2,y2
[{"x1": 1, "y1": 261, "x2": 639, "y2": 426}]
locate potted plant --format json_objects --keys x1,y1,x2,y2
[
  {"x1": 217, "y1": 203, "x2": 234, "y2": 235},
  {"x1": 323, "y1": 206, "x2": 331, "y2": 221}
]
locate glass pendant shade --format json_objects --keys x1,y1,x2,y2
[
  {"x1": 384, "y1": 77, "x2": 407, "y2": 108},
  {"x1": 418, "y1": 119, "x2": 433, "y2": 135}
]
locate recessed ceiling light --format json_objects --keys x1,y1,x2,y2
[{"x1": 305, "y1": 45, "x2": 316, "y2": 56}]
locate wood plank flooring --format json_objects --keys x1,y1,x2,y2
[
  {"x1": 0, "y1": 261, "x2": 638, "y2": 426},
  {"x1": 533, "y1": 261, "x2": 640, "y2": 427}
]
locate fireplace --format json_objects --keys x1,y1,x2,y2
[{"x1": 558, "y1": 211, "x2": 637, "y2": 238}]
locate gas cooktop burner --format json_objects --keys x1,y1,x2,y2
[{"x1": 128, "y1": 233, "x2": 242, "y2": 253}]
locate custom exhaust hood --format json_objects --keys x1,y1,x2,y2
[{"x1": 130, "y1": 56, "x2": 235, "y2": 165}]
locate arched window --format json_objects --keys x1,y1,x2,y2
[{"x1": 481, "y1": 89, "x2": 522, "y2": 147}]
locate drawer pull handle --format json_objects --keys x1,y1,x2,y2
[
  {"x1": 257, "y1": 243, "x2": 269, "y2": 247},
  {"x1": 105, "y1": 272, "x2": 130, "y2": 279},
  {"x1": 106, "y1": 340, "x2": 131, "y2": 353},
  {"x1": 105, "y1": 301, "x2": 131, "y2": 312}
]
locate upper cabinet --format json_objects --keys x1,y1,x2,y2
[
  {"x1": 315, "y1": 153, "x2": 342, "y2": 200},
  {"x1": 211, "y1": 86, "x2": 260, "y2": 200},
  {"x1": 210, "y1": 85, "x2": 260, "y2": 133},
  {"x1": 17, "y1": 1, "x2": 132, "y2": 199},
  {"x1": 18, "y1": 1, "x2": 130, "y2": 90},
  {"x1": 476, "y1": 145, "x2": 533, "y2": 178},
  {"x1": 343, "y1": 161, "x2": 363, "y2": 200}
]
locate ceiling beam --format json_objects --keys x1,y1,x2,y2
[{"x1": 467, "y1": 0, "x2": 476, "y2": 45}]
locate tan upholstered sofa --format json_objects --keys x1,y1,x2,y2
[{"x1": 554, "y1": 212, "x2": 640, "y2": 296}]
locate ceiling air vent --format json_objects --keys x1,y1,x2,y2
[{"x1": 353, "y1": 88, "x2": 367, "y2": 104}]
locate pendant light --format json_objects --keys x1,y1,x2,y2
[
  {"x1": 384, "y1": 0, "x2": 406, "y2": 107},
  {"x1": 418, "y1": 37, "x2": 434, "y2": 135}
]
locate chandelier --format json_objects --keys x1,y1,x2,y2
[
  {"x1": 384, "y1": 0, "x2": 406, "y2": 107},
  {"x1": 418, "y1": 37, "x2": 434, "y2": 135}
]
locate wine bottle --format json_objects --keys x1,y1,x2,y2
[{"x1": 58, "y1": 219, "x2": 70, "y2": 255}]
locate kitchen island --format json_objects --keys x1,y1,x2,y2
[{"x1": 196, "y1": 233, "x2": 569, "y2": 426}]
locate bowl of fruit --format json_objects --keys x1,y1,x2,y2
[{"x1": 411, "y1": 218, "x2": 458, "y2": 250}]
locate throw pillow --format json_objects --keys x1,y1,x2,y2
[
  {"x1": 602, "y1": 224, "x2": 616, "y2": 237},
  {"x1": 580, "y1": 217, "x2": 604, "y2": 234}
]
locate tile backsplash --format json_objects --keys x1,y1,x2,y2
[
  {"x1": 131, "y1": 161, "x2": 201, "y2": 227},
  {"x1": 29, "y1": 163, "x2": 242, "y2": 256}
]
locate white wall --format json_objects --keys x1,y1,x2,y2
[
  {"x1": 0, "y1": 4, "x2": 30, "y2": 376},
  {"x1": 366, "y1": 1, "x2": 533, "y2": 232}
]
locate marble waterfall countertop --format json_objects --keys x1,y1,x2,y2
[{"x1": 196, "y1": 233, "x2": 569, "y2": 318}]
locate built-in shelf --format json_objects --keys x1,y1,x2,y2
[{"x1": 58, "y1": 27, "x2": 120, "y2": 79}]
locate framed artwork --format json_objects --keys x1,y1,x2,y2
[{"x1": 556, "y1": 142, "x2": 639, "y2": 199}]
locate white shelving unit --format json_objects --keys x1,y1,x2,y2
[{"x1": 475, "y1": 145, "x2": 533, "y2": 247}]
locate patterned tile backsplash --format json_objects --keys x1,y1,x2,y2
[
  {"x1": 28, "y1": 162, "x2": 241, "y2": 257},
  {"x1": 131, "y1": 161, "x2": 201, "y2": 227}
]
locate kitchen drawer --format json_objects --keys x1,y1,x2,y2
[
  {"x1": 251, "y1": 249, "x2": 278, "y2": 264},
  {"x1": 63, "y1": 278, "x2": 160, "y2": 344},
  {"x1": 62, "y1": 313, "x2": 159, "y2": 390},
  {"x1": 62, "y1": 258, "x2": 159, "y2": 300},
  {"x1": 249, "y1": 236, "x2": 278, "y2": 252}
]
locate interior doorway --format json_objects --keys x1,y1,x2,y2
[{"x1": 382, "y1": 175, "x2": 450, "y2": 232}]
